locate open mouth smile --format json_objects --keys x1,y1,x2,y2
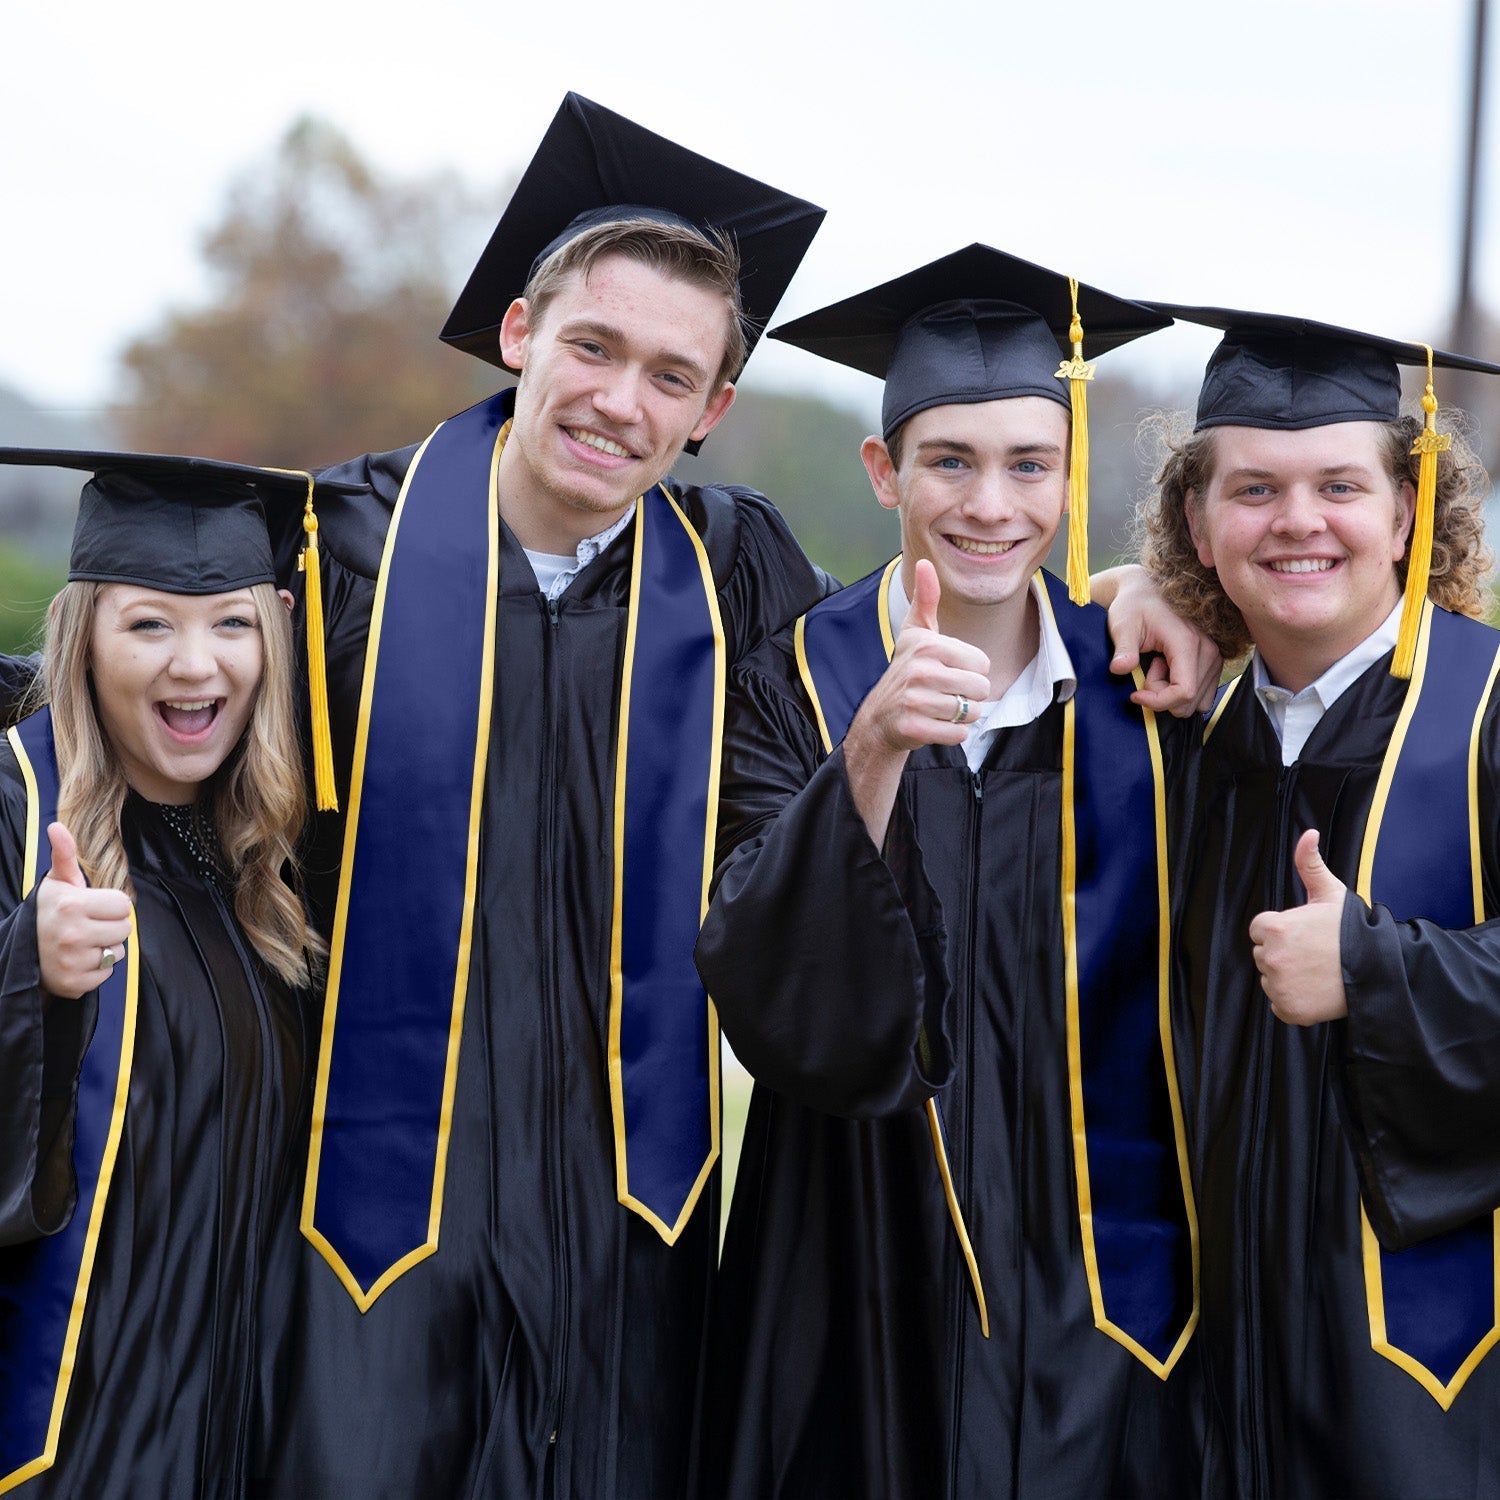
[
  {"x1": 155, "y1": 699, "x2": 223, "y2": 742},
  {"x1": 1264, "y1": 559, "x2": 1339, "y2": 574}
]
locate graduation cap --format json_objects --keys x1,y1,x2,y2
[
  {"x1": 440, "y1": 93, "x2": 826, "y2": 389},
  {"x1": 1152, "y1": 304, "x2": 1500, "y2": 677},
  {"x1": 0, "y1": 447, "x2": 364, "y2": 809},
  {"x1": 770, "y1": 244, "x2": 1173, "y2": 604},
  {"x1": 1147, "y1": 304, "x2": 1500, "y2": 432}
]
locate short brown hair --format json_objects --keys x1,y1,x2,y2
[
  {"x1": 1133, "y1": 410, "x2": 1494, "y2": 661},
  {"x1": 523, "y1": 217, "x2": 747, "y2": 390}
]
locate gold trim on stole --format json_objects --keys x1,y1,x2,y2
[
  {"x1": 1356, "y1": 601, "x2": 1500, "y2": 1408},
  {"x1": 301, "y1": 419, "x2": 504, "y2": 1310},
  {"x1": 1037, "y1": 581, "x2": 1199, "y2": 1380},
  {"x1": 606, "y1": 486, "x2": 726, "y2": 1244},
  {"x1": 1202, "y1": 672, "x2": 1242, "y2": 743},
  {"x1": 792, "y1": 554, "x2": 990, "y2": 1336},
  {"x1": 1, "y1": 728, "x2": 140, "y2": 1492}
]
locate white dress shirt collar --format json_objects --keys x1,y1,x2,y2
[{"x1": 1251, "y1": 600, "x2": 1402, "y2": 765}]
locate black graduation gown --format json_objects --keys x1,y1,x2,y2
[
  {"x1": 253, "y1": 446, "x2": 826, "y2": 1500},
  {"x1": 1183, "y1": 657, "x2": 1500, "y2": 1499},
  {"x1": 694, "y1": 626, "x2": 1203, "y2": 1500},
  {"x1": 0, "y1": 762, "x2": 311, "y2": 1500}
]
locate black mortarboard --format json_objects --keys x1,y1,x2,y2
[
  {"x1": 770, "y1": 244, "x2": 1172, "y2": 602},
  {"x1": 1146, "y1": 304, "x2": 1500, "y2": 431},
  {"x1": 770, "y1": 244, "x2": 1171, "y2": 439},
  {"x1": 0, "y1": 448, "x2": 364, "y2": 808},
  {"x1": 440, "y1": 93, "x2": 826, "y2": 383},
  {"x1": 0, "y1": 449, "x2": 359, "y2": 593},
  {"x1": 1150, "y1": 304, "x2": 1500, "y2": 680}
]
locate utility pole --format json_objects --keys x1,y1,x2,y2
[{"x1": 1453, "y1": 0, "x2": 1491, "y2": 451}]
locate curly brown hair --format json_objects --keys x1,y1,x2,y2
[{"x1": 1132, "y1": 410, "x2": 1493, "y2": 661}]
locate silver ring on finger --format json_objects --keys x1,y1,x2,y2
[
  {"x1": 950, "y1": 694, "x2": 970, "y2": 724},
  {"x1": 99, "y1": 945, "x2": 118, "y2": 970}
]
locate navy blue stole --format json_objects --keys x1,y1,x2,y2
[
  {"x1": 1355, "y1": 601, "x2": 1500, "y2": 1408},
  {"x1": 795, "y1": 563, "x2": 1198, "y2": 1375},
  {"x1": 1, "y1": 710, "x2": 139, "y2": 1491},
  {"x1": 304, "y1": 393, "x2": 724, "y2": 1310}
]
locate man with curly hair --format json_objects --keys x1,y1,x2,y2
[{"x1": 1135, "y1": 306, "x2": 1500, "y2": 1499}]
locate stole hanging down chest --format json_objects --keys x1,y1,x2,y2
[
  {"x1": 796, "y1": 562, "x2": 1199, "y2": 1374},
  {"x1": 0, "y1": 710, "x2": 140, "y2": 1493},
  {"x1": 1208, "y1": 600, "x2": 1500, "y2": 1408},
  {"x1": 302, "y1": 391, "x2": 725, "y2": 1311}
]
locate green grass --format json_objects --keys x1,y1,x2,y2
[{"x1": 0, "y1": 545, "x2": 62, "y2": 656}]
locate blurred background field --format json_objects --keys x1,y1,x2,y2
[
  {"x1": 7, "y1": 0, "x2": 1498, "y2": 652},
  {"x1": 2, "y1": 0, "x2": 1497, "y2": 1219}
]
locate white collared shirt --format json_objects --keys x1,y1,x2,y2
[
  {"x1": 887, "y1": 570, "x2": 1078, "y2": 771},
  {"x1": 523, "y1": 502, "x2": 638, "y2": 601},
  {"x1": 1252, "y1": 601, "x2": 1402, "y2": 765}
]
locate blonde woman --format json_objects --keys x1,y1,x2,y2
[{"x1": 0, "y1": 452, "x2": 337, "y2": 1499}]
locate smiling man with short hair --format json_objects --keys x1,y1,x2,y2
[
  {"x1": 695, "y1": 246, "x2": 1202, "y2": 1499},
  {"x1": 251, "y1": 95, "x2": 828, "y2": 1500}
]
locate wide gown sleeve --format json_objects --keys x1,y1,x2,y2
[
  {"x1": 696, "y1": 653, "x2": 954, "y2": 1120},
  {"x1": 1339, "y1": 696, "x2": 1500, "y2": 1250}
]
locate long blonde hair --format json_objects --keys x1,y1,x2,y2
[{"x1": 38, "y1": 581, "x2": 325, "y2": 988}]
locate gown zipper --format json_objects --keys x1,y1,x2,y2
[
  {"x1": 1244, "y1": 763, "x2": 1297, "y2": 1500},
  {"x1": 945, "y1": 768, "x2": 985, "y2": 1500},
  {"x1": 539, "y1": 592, "x2": 570, "y2": 1492}
]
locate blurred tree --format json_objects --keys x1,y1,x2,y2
[
  {"x1": 679, "y1": 388, "x2": 898, "y2": 582},
  {"x1": 112, "y1": 118, "x2": 500, "y2": 467}
]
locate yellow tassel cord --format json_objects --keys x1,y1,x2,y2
[
  {"x1": 1056, "y1": 276, "x2": 1096, "y2": 605},
  {"x1": 1392, "y1": 346, "x2": 1450, "y2": 679},
  {"x1": 293, "y1": 473, "x2": 339, "y2": 811}
]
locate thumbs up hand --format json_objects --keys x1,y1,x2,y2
[
  {"x1": 1247, "y1": 829, "x2": 1350, "y2": 1025},
  {"x1": 36, "y1": 823, "x2": 134, "y2": 999},
  {"x1": 842, "y1": 559, "x2": 994, "y2": 847},
  {"x1": 854, "y1": 560, "x2": 993, "y2": 757}
]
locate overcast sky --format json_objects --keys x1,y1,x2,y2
[{"x1": 2, "y1": 0, "x2": 1495, "y2": 428}]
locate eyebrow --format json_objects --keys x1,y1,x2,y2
[
  {"x1": 1220, "y1": 463, "x2": 1378, "y2": 483},
  {"x1": 558, "y1": 318, "x2": 712, "y2": 385},
  {"x1": 911, "y1": 439, "x2": 1064, "y2": 460}
]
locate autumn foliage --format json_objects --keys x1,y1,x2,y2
[{"x1": 112, "y1": 118, "x2": 501, "y2": 469}]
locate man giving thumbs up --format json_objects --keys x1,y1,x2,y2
[
  {"x1": 696, "y1": 249, "x2": 1200, "y2": 1500},
  {"x1": 1135, "y1": 308, "x2": 1500, "y2": 1496}
]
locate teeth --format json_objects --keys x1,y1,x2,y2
[
  {"x1": 1268, "y1": 559, "x2": 1336, "y2": 573},
  {"x1": 567, "y1": 428, "x2": 630, "y2": 458},
  {"x1": 951, "y1": 537, "x2": 1017, "y2": 555},
  {"x1": 164, "y1": 700, "x2": 215, "y2": 711}
]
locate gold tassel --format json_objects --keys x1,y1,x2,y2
[
  {"x1": 1392, "y1": 346, "x2": 1450, "y2": 679},
  {"x1": 1056, "y1": 276, "x2": 1095, "y2": 605},
  {"x1": 292, "y1": 473, "x2": 339, "y2": 811}
]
